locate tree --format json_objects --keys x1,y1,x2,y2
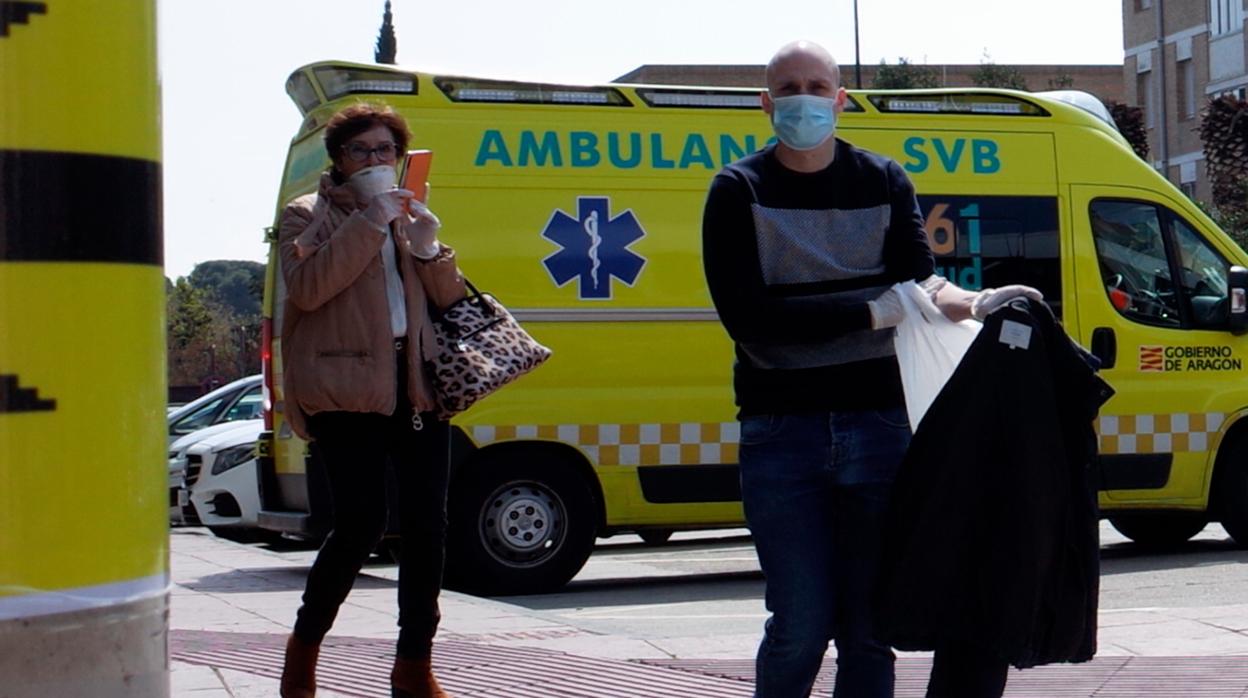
[
  {"x1": 1200, "y1": 94, "x2": 1248, "y2": 248},
  {"x1": 375, "y1": 0, "x2": 397, "y2": 64},
  {"x1": 1107, "y1": 101, "x2": 1149, "y2": 161},
  {"x1": 169, "y1": 261, "x2": 264, "y2": 389},
  {"x1": 872, "y1": 58, "x2": 940, "y2": 89},
  {"x1": 972, "y1": 51, "x2": 1028, "y2": 90},
  {"x1": 167, "y1": 279, "x2": 246, "y2": 387},
  {"x1": 1047, "y1": 71, "x2": 1075, "y2": 90},
  {"x1": 187, "y1": 260, "x2": 264, "y2": 318}
]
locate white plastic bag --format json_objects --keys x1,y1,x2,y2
[{"x1": 893, "y1": 281, "x2": 982, "y2": 432}]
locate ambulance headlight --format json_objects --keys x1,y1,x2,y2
[{"x1": 210, "y1": 444, "x2": 256, "y2": 475}]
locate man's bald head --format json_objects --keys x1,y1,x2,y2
[{"x1": 765, "y1": 41, "x2": 841, "y2": 93}]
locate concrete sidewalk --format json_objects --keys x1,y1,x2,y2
[{"x1": 169, "y1": 528, "x2": 1248, "y2": 697}]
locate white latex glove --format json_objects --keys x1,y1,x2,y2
[
  {"x1": 971, "y1": 284, "x2": 1043, "y2": 320},
  {"x1": 402, "y1": 199, "x2": 442, "y2": 259},
  {"x1": 919, "y1": 274, "x2": 947, "y2": 298},
  {"x1": 867, "y1": 287, "x2": 905, "y2": 330},
  {"x1": 362, "y1": 188, "x2": 416, "y2": 228}
]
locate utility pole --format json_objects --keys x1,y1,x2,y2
[
  {"x1": 853, "y1": 0, "x2": 863, "y2": 88},
  {"x1": 1156, "y1": 0, "x2": 1170, "y2": 177}
]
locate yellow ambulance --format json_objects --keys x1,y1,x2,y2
[{"x1": 257, "y1": 61, "x2": 1248, "y2": 594}]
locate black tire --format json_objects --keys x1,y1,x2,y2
[
  {"x1": 1214, "y1": 435, "x2": 1248, "y2": 546},
  {"x1": 637, "y1": 529, "x2": 674, "y2": 545},
  {"x1": 1108, "y1": 514, "x2": 1208, "y2": 547},
  {"x1": 446, "y1": 457, "x2": 597, "y2": 596}
]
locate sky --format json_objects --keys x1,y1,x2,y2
[{"x1": 157, "y1": 0, "x2": 1126, "y2": 279}]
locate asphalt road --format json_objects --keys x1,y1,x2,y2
[
  {"x1": 488, "y1": 522, "x2": 1248, "y2": 645},
  {"x1": 249, "y1": 517, "x2": 1248, "y2": 656}
]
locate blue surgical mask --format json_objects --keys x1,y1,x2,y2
[{"x1": 770, "y1": 94, "x2": 838, "y2": 150}]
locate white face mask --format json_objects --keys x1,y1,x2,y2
[
  {"x1": 770, "y1": 94, "x2": 839, "y2": 150},
  {"x1": 346, "y1": 164, "x2": 397, "y2": 198}
]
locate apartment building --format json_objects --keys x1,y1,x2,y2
[{"x1": 1125, "y1": 0, "x2": 1247, "y2": 202}]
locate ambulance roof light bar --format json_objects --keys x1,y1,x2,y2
[
  {"x1": 435, "y1": 77, "x2": 632, "y2": 107},
  {"x1": 634, "y1": 88, "x2": 865, "y2": 111},
  {"x1": 286, "y1": 70, "x2": 322, "y2": 115},
  {"x1": 312, "y1": 67, "x2": 418, "y2": 101},
  {"x1": 868, "y1": 92, "x2": 1048, "y2": 116},
  {"x1": 637, "y1": 89, "x2": 760, "y2": 109}
]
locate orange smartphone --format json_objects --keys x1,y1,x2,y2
[{"x1": 399, "y1": 149, "x2": 433, "y2": 203}]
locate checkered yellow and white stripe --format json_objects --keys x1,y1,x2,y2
[
  {"x1": 1096, "y1": 413, "x2": 1225, "y2": 455},
  {"x1": 471, "y1": 414, "x2": 1229, "y2": 462},
  {"x1": 469, "y1": 423, "x2": 741, "y2": 466}
]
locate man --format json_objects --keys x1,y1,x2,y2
[{"x1": 701, "y1": 40, "x2": 1037, "y2": 698}]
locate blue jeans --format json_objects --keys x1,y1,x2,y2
[{"x1": 740, "y1": 409, "x2": 911, "y2": 698}]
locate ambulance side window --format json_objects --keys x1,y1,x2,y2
[
  {"x1": 1089, "y1": 200, "x2": 1229, "y2": 330},
  {"x1": 1171, "y1": 217, "x2": 1230, "y2": 329},
  {"x1": 917, "y1": 195, "x2": 1062, "y2": 318}
]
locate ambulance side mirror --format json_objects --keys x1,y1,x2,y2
[{"x1": 1229, "y1": 266, "x2": 1248, "y2": 335}]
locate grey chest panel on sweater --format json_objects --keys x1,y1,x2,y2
[{"x1": 750, "y1": 203, "x2": 890, "y2": 286}]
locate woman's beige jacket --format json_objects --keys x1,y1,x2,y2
[{"x1": 278, "y1": 172, "x2": 466, "y2": 440}]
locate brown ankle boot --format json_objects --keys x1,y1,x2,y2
[
  {"x1": 280, "y1": 634, "x2": 320, "y2": 698},
  {"x1": 390, "y1": 656, "x2": 450, "y2": 698}
]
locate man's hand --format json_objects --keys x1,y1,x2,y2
[
  {"x1": 867, "y1": 288, "x2": 904, "y2": 330},
  {"x1": 934, "y1": 282, "x2": 979, "y2": 322},
  {"x1": 970, "y1": 285, "x2": 1044, "y2": 320},
  {"x1": 870, "y1": 277, "x2": 949, "y2": 329}
]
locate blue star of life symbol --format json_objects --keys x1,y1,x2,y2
[{"x1": 541, "y1": 196, "x2": 646, "y2": 300}]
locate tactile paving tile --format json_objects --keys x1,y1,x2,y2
[
  {"x1": 642, "y1": 656, "x2": 1248, "y2": 697},
  {"x1": 172, "y1": 630, "x2": 1248, "y2": 697}
]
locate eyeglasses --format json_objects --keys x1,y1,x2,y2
[{"x1": 342, "y1": 141, "x2": 399, "y2": 163}]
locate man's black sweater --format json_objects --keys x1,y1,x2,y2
[{"x1": 702, "y1": 140, "x2": 935, "y2": 416}]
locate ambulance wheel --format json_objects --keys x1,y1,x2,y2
[
  {"x1": 1108, "y1": 514, "x2": 1208, "y2": 547},
  {"x1": 446, "y1": 457, "x2": 597, "y2": 596},
  {"x1": 1213, "y1": 436, "x2": 1248, "y2": 546}
]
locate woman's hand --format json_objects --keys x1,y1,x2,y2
[
  {"x1": 401, "y1": 199, "x2": 442, "y2": 259},
  {"x1": 361, "y1": 189, "x2": 416, "y2": 228}
]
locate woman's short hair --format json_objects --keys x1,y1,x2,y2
[{"x1": 323, "y1": 102, "x2": 412, "y2": 161}]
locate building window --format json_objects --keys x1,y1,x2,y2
[
  {"x1": 1178, "y1": 59, "x2": 1196, "y2": 120},
  {"x1": 1137, "y1": 71, "x2": 1153, "y2": 129},
  {"x1": 1180, "y1": 162, "x2": 1198, "y2": 199},
  {"x1": 1211, "y1": 0, "x2": 1244, "y2": 36},
  {"x1": 1135, "y1": 0, "x2": 1151, "y2": 9}
]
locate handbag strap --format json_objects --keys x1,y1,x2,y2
[{"x1": 455, "y1": 277, "x2": 497, "y2": 318}]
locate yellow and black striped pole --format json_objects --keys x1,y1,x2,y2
[{"x1": 0, "y1": 2, "x2": 168, "y2": 695}]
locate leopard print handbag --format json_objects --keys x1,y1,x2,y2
[{"x1": 427, "y1": 281, "x2": 552, "y2": 419}]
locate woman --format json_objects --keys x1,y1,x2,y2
[{"x1": 277, "y1": 102, "x2": 466, "y2": 698}]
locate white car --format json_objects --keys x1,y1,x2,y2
[
  {"x1": 169, "y1": 419, "x2": 260, "y2": 525},
  {"x1": 167, "y1": 375, "x2": 262, "y2": 446},
  {"x1": 171, "y1": 419, "x2": 270, "y2": 543}
]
